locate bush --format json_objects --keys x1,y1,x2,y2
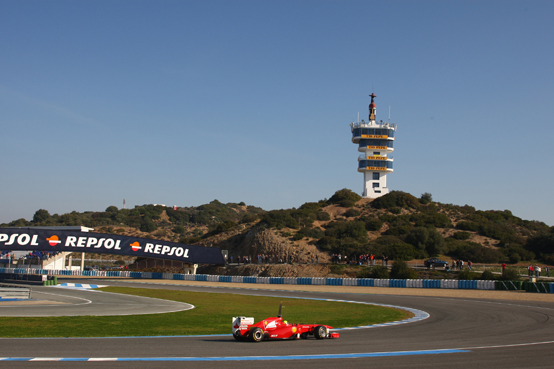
[
  {"x1": 500, "y1": 267, "x2": 521, "y2": 281},
  {"x1": 452, "y1": 231, "x2": 471, "y2": 240},
  {"x1": 327, "y1": 189, "x2": 361, "y2": 207},
  {"x1": 405, "y1": 227, "x2": 446, "y2": 257},
  {"x1": 525, "y1": 232, "x2": 554, "y2": 257},
  {"x1": 411, "y1": 213, "x2": 452, "y2": 228},
  {"x1": 456, "y1": 221, "x2": 479, "y2": 232},
  {"x1": 261, "y1": 210, "x2": 299, "y2": 229},
  {"x1": 371, "y1": 191, "x2": 420, "y2": 210},
  {"x1": 140, "y1": 218, "x2": 157, "y2": 232},
  {"x1": 457, "y1": 269, "x2": 478, "y2": 280},
  {"x1": 293, "y1": 227, "x2": 324, "y2": 241},
  {"x1": 390, "y1": 207, "x2": 402, "y2": 214},
  {"x1": 479, "y1": 270, "x2": 495, "y2": 280},
  {"x1": 384, "y1": 243, "x2": 417, "y2": 261},
  {"x1": 172, "y1": 225, "x2": 186, "y2": 234},
  {"x1": 390, "y1": 260, "x2": 417, "y2": 279},
  {"x1": 316, "y1": 211, "x2": 331, "y2": 221},
  {"x1": 502, "y1": 244, "x2": 534, "y2": 263},
  {"x1": 446, "y1": 239, "x2": 503, "y2": 263},
  {"x1": 368, "y1": 265, "x2": 390, "y2": 279},
  {"x1": 344, "y1": 209, "x2": 361, "y2": 218},
  {"x1": 364, "y1": 218, "x2": 383, "y2": 231},
  {"x1": 323, "y1": 221, "x2": 368, "y2": 243}
]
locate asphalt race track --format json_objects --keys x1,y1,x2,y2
[
  {"x1": 0, "y1": 285, "x2": 193, "y2": 316},
  {"x1": 1, "y1": 279, "x2": 554, "y2": 369}
]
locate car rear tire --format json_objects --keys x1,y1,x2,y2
[
  {"x1": 233, "y1": 331, "x2": 245, "y2": 341},
  {"x1": 314, "y1": 325, "x2": 328, "y2": 339},
  {"x1": 249, "y1": 327, "x2": 264, "y2": 342}
]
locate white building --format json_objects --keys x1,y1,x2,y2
[{"x1": 350, "y1": 93, "x2": 397, "y2": 198}]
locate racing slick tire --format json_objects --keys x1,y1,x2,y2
[
  {"x1": 233, "y1": 331, "x2": 245, "y2": 341},
  {"x1": 249, "y1": 327, "x2": 265, "y2": 342},
  {"x1": 313, "y1": 325, "x2": 328, "y2": 339}
]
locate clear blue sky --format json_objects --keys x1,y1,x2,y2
[{"x1": 1, "y1": 0, "x2": 553, "y2": 226}]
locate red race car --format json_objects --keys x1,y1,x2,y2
[{"x1": 232, "y1": 304, "x2": 339, "y2": 342}]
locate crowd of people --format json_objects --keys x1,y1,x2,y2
[
  {"x1": 227, "y1": 253, "x2": 553, "y2": 280},
  {"x1": 449, "y1": 259, "x2": 472, "y2": 271},
  {"x1": 527, "y1": 264, "x2": 550, "y2": 277}
]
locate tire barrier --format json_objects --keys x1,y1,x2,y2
[
  {"x1": 357, "y1": 278, "x2": 374, "y2": 287},
  {"x1": 243, "y1": 276, "x2": 257, "y2": 284},
  {"x1": 0, "y1": 268, "x2": 548, "y2": 292},
  {"x1": 522, "y1": 281, "x2": 551, "y2": 293}
]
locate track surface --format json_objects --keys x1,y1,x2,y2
[
  {"x1": 1, "y1": 279, "x2": 554, "y2": 368},
  {"x1": 0, "y1": 286, "x2": 193, "y2": 316}
]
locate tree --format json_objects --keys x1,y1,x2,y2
[
  {"x1": 32, "y1": 209, "x2": 51, "y2": 224},
  {"x1": 105, "y1": 206, "x2": 119, "y2": 213},
  {"x1": 420, "y1": 192, "x2": 433, "y2": 204}
]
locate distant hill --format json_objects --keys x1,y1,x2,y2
[{"x1": 3, "y1": 190, "x2": 553, "y2": 265}]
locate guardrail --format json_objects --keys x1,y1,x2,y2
[
  {"x1": 1, "y1": 268, "x2": 553, "y2": 293},
  {"x1": 0, "y1": 285, "x2": 31, "y2": 299}
]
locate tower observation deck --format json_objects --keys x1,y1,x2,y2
[{"x1": 350, "y1": 93, "x2": 397, "y2": 198}]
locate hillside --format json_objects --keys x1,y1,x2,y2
[{"x1": 2, "y1": 190, "x2": 553, "y2": 267}]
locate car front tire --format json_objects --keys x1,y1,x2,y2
[{"x1": 314, "y1": 325, "x2": 328, "y2": 339}]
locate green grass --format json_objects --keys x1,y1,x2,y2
[{"x1": 0, "y1": 287, "x2": 411, "y2": 338}]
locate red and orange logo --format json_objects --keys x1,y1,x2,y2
[
  {"x1": 46, "y1": 235, "x2": 61, "y2": 246},
  {"x1": 130, "y1": 242, "x2": 142, "y2": 251}
]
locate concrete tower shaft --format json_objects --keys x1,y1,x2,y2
[{"x1": 350, "y1": 93, "x2": 397, "y2": 198}]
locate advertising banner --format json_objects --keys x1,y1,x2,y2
[{"x1": 0, "y1": 228, "x2": 225, "y2": 265}]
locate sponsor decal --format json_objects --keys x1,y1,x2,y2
[
  {"x1": 365, "y1": 166, "x2": 391, "y2": 171},
  {"x1": 130, "y1": 242, "x2": 142, "y2": 251},
  {"x1": 0, "y1": 233, "x2": 39, "y2": 246},
  {"x1": 366, "y1": 145, "x2": 388, "y2": 150},
  {"x1": 47, "y1": 235, "x2": 61, "y2": 246},
  {"x1": 361, "y1": 134, "x2": 388, "y2": 139},
  {"x1": 0, "y1": 228, "x2": 225, "y2": 265}
]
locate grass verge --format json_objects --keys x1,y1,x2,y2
[{"x1": 0, "y1": 287, "x2": 411, "y2": 337}]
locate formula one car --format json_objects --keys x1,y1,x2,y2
[{"x1": 232, "y1": 304, "x2": 339, "y2": 342}]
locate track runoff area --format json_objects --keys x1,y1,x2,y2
[{"x1": 1, "y1": 279, "x2": 554, "y2": 365}]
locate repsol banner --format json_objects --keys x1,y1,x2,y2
[{"x1": 0, "y1": 228, "x2": 225, "y2": 265}]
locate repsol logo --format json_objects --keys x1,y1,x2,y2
[
  {"x1": 0, "y1": 233, "x2": 39, "y2": 246},
  {"x1": 144, "y1": 243, "x2": 189, "y2": 258},
  {"x1": 65, "y1": 236, "x2": 122, "y2": 250}
]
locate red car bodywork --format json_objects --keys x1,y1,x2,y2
[{"x1": 232, "y1": 315, "x2": 339, "y2": 342}]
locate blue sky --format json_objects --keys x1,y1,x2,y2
[{"x1": 1, "y1": 0, "x2": 553, "y2": 226}]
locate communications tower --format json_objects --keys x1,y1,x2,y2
[{"x1": 350, "y1": 93, "x2": 397, "y2": 198}]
